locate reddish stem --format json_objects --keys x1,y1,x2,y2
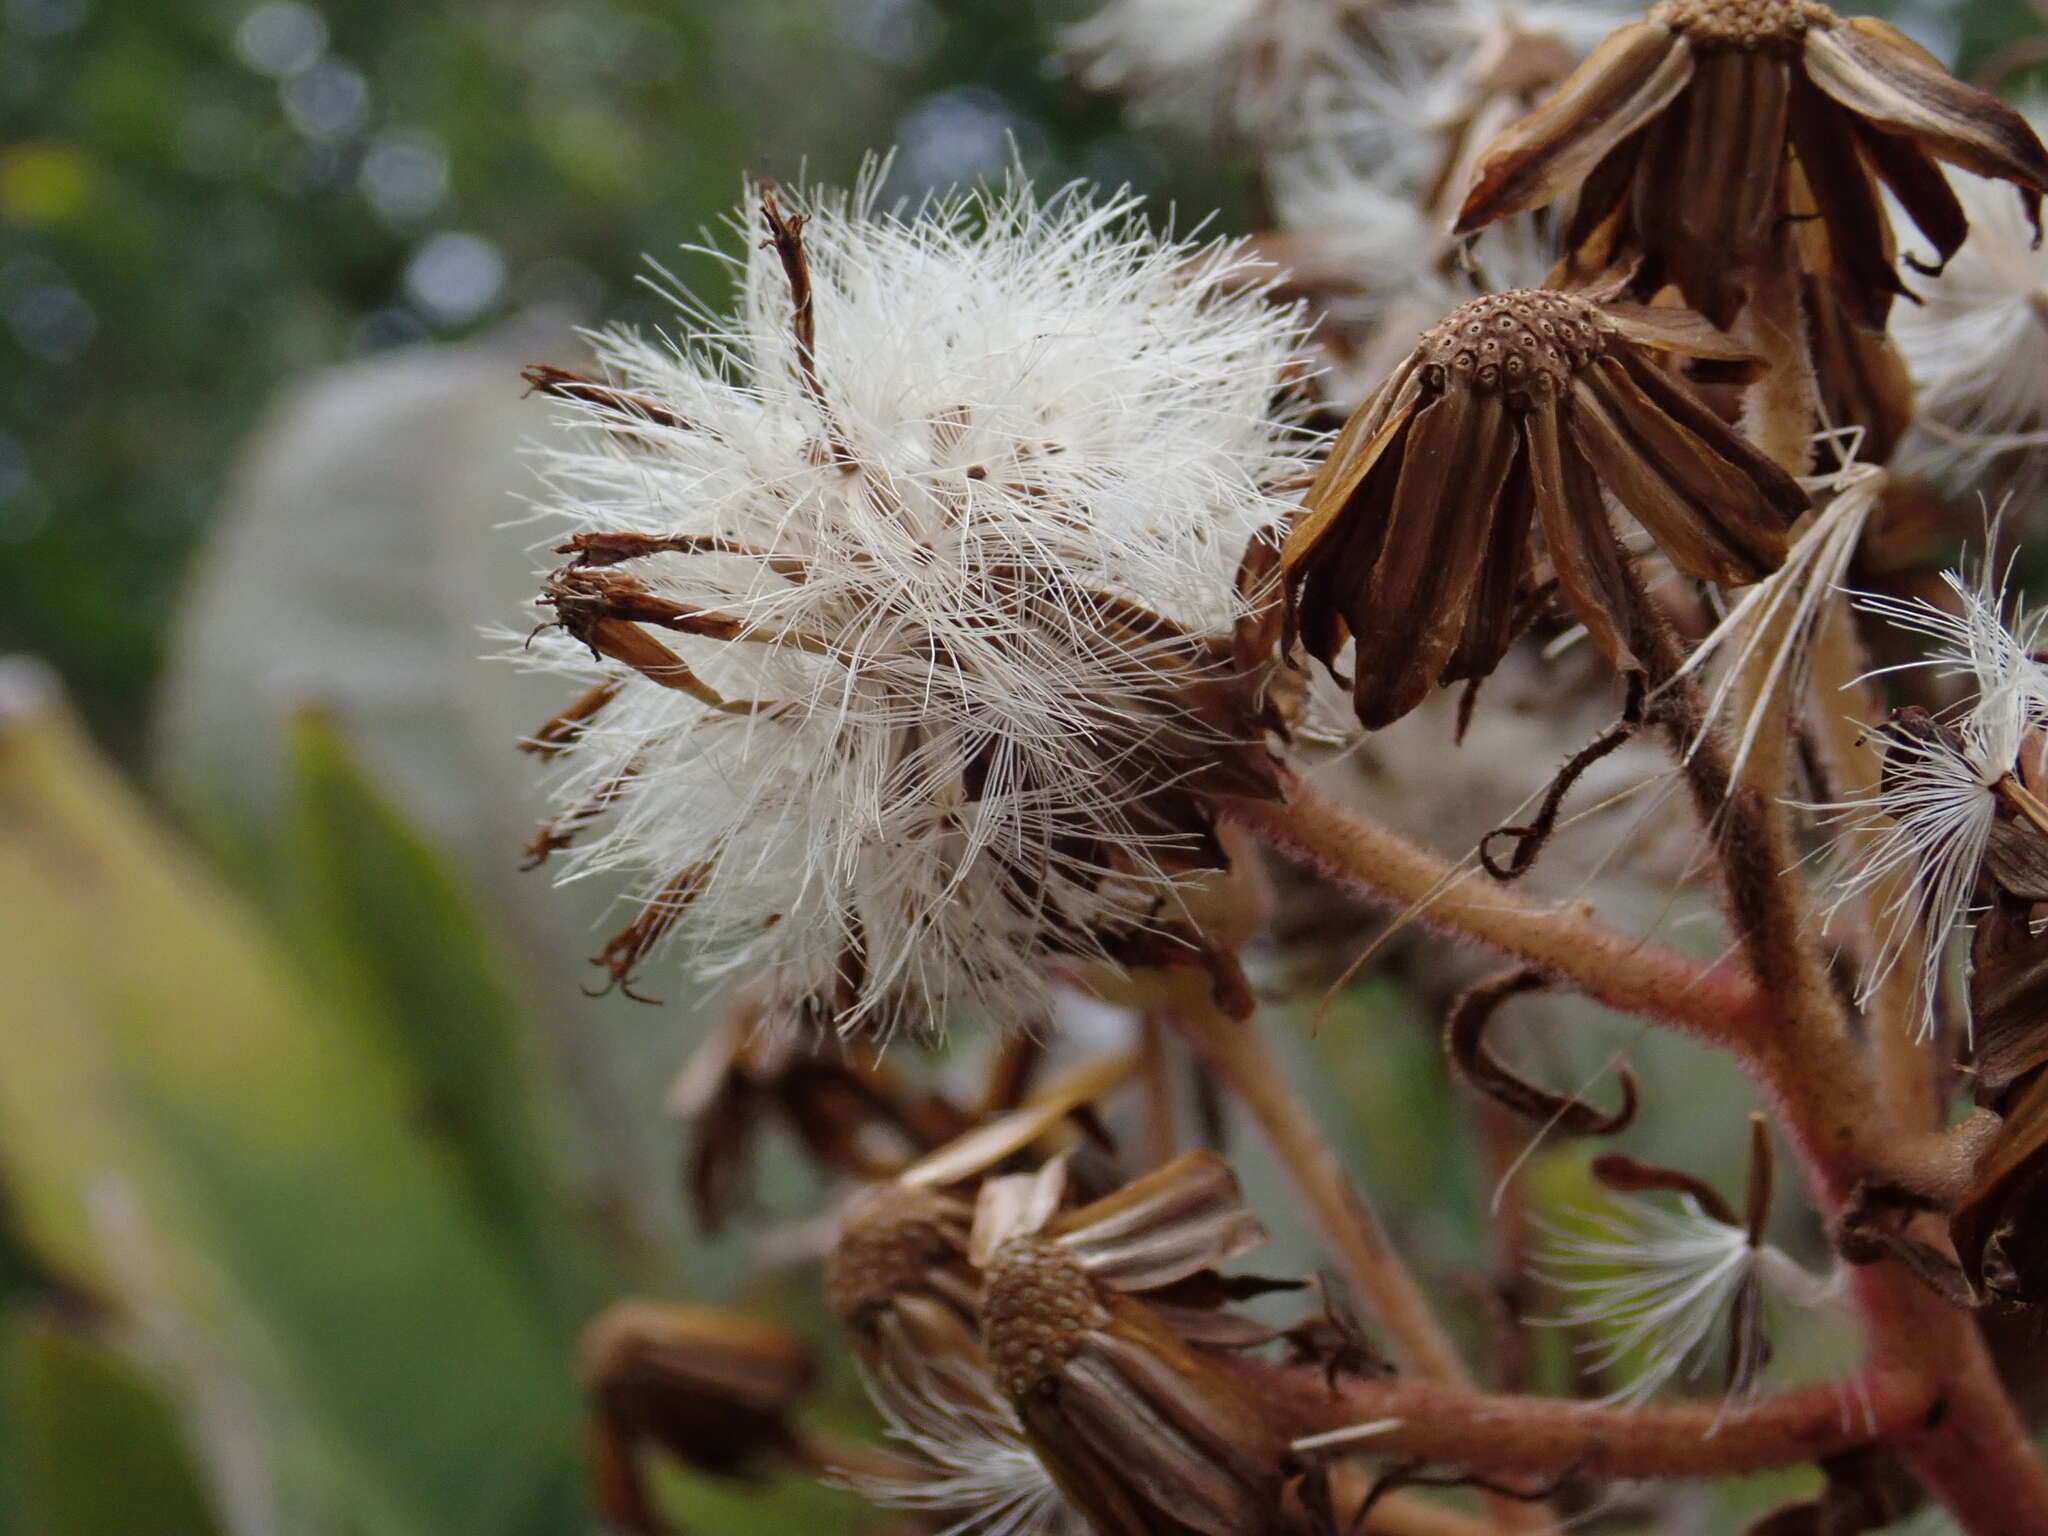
[
  {"x1": 1240, "y1": 1358, "x2": 1935, "y2": 1480},
  {"x1": 1221, "y1": 776, "x2": 1770, "y2": 1052}
]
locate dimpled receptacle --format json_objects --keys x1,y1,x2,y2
[
  {"x1": 981, "y1": 1237, "x2": 1112, "y2": 1397},
  {"x1": 1652, "y1": 0, "x2": 1835, "y2": 50},
  {"x1": 1419, "y1": 289, "x2": 1610, "y2": 406}
]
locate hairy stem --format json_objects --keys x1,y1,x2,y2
[
  {"x1": 1168, "y1": 997, "x2": 1563, "y2": 1533},
  {"x1": 1636, "y1": 621, "x2": 2048, "y2": 1533},
  {"x1": 1137, "y1": 1011, "x2": 1180, "y2": 1169},
  {"x1": 1169, "y1": 997, "x2": 1471, "y2": 1387},
  {"x1": 1244, "y1": 1358, "x2": 1935, "y2": 1480},
  {"x1": 1221, "y1": 777, "x2": 1769, "y2": 1051}
]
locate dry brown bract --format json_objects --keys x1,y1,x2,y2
[
  {"x1": 1454, "y1": 0, "x2": 2048, "y2": 331},
  {"x1": 1284, "y1": 288, "x2": 1808, "y2": 729}
]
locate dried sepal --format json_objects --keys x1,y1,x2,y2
[{"x1": 1951, "y1": 1068, "x2": 2048, "y2": 1306}]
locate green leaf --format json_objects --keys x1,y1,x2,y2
[
  {"x1": 283, "y1": 709, "x2": 606, "y2": 1330},
  {"x1": 1, "y1": 1311, "x2": 221, "y2": 1536},
  {"x1": 0, "y1": 682, "x2": 576, "y2": 1535}
]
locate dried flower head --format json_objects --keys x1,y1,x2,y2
[
  {"x1": 1061, "y1": 0, "x2": 1384, "y2": 143},
  {"x1": 1285, "y1": 286, "x2": 1807, "y2": 727},
  {"x1": 1455, "y1": 0, "x2": 2048, "y2": 330},
  {"x1": 826, "y1": 1054, "x2": 1133, "y2": 1378},
  {"x1": 1815, "y1": 555, "x2": 2048, "y2": 1034},
  {"x1": 517, "y1": 171, "x2": 1313, "y2": 1033},
  {"x1": 827, "y1": 1062, "x2": 1135, "y2": 1535},
  {"x1": 668, "y1": 987, "x2": 971, "y2": 1232},
  {"x1": 579, "y1": 1302, "x2": 816, "y2": 1531},
  {"x1": 971, "y1": 1151, "x2": 1293, "y2": 1536},
  {"x1": 824, "y1": 1176, "x2": 1079, "y2": 1536}
]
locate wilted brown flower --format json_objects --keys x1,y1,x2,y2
[
  {"x1": 973, "y1": 1151, "x2": 1296, "y2": 1535},
  {"x1": 825, "y1": 1054, "x2": 1135, "y2": 1378},
  {"x1": 668, "y1": 988, "x2": 973, "y2": 1233},
  {"x1": 1285, "y1": 287, "x2": 1808, "y2": 728},
  {"x1": 1455, "y1": 0, "x2": 2048, "y2": 331},
  {"x1": 579, "y1": 1302, "x2": 816, "y2": 1533},
  {"x1": 822, "y1": 1058, "x2": 1144, "y2": 1534}
]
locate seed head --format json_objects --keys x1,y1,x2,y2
[
  {"x1": 981, "y1": 1237, "x2": 1112, "y2": 1397},
  {"x1": 1815, "y1": 552, "x2": 2048, "y2": 1036},
  {"x1": 514, "y1": 168, "x2": 1312, "y2": 1033},
  {"x1": 1419, "y1": 288, "x2": 1608, "y2": 403},
  {"x1": 826, "y1": 1183, "x2": 968, "y2": 1326},
  {"x1": 1650, "y1": 0, "x2": 1832, "y2": 50}
]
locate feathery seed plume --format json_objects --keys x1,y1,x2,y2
[{"x1": 516, "y1": 170, "x2": 1314, "y2": 1034}]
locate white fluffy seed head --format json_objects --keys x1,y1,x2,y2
[
  {"x1": 517, "y1": 167, "x2": 1316, "y2": 1035},
  {"x1": 1814, "y1": 553, "x2": 2048, "y2": 1036},
  {"x1": 1062, "y1": 0, "x2": 1386, "y2": 143},
  {"x1": 1892, "y1": 112, "x2": 2048, "y2": 492}
]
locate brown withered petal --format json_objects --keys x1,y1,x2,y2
[
  {"x1": 1285, "y1": 288, "x2": 1806, "y2": 728},
  {"x1": 899, "y1": 1052, "x2": 1134, "y2": 1191},
  {"x1": 579, "y1": 1302, "x2": 815, "y2": 1531},
  {"x1": 1048, "y1": 1149, "x2": 1269, "y2": 1291},
  {"x1": 1803, "y1": 18, "x2": 2048, "y2": 235},
  {"x1": 1455, "y1": 22, "x2": 1698, "y2": 236},
  {"x1": 1799, "y1": 272, "x2": 1916, "y2": 462},
  {"x1": 1784, "y1": 73, "x2": 1907, "y2": 329},
  {"x1": 1631, "y1": 47, "x2": 1793, "y2": 327}
]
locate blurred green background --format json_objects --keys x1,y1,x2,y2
[{"x1": 1, "y1": 1, "x2": 2044, "y2": 1533}]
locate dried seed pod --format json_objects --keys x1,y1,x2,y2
[
  {"x1": 579, "y1": 1302, "x2": 816, "y2": 1533},
  {"x1": 972, "y1": 1152, "x2": 1297, "y2": 1535},
  {"x1": 1285, "y1": 287, "x2": 1806, "y2": 727},
  {"x1": 1456, "y1": 0, "x2": 2048, "y2": 332}
]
